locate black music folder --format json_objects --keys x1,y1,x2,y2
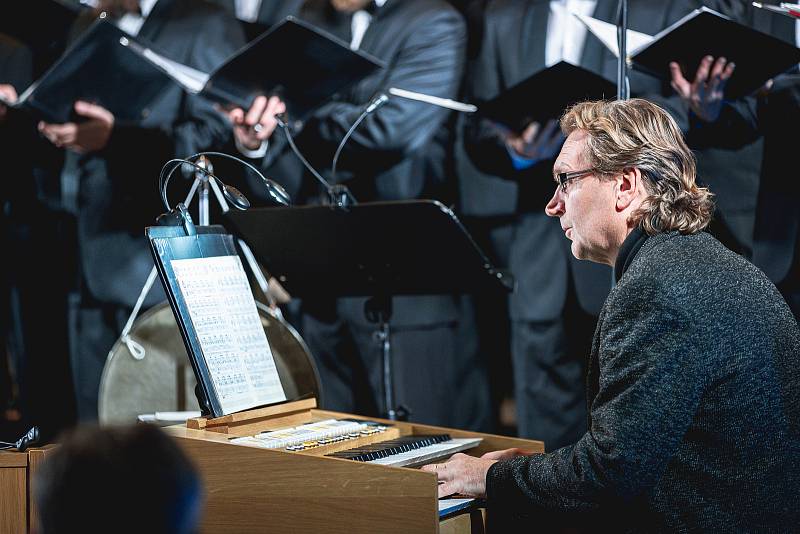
[
  {"x1": 146, "y1": 224, "x2": 288, "y2": 418},
  {"x1": 479, "y1": 61, "x2": 617, "y2": 133},
  {"x1": 222, "y1": 200, "x2": 513, "y2": 300},
  {"x1": 581, "y1": 7, "x2": 800, "y2": 98},
  {"x1": 135, "y1": 16, "x2": 385, "y2": 119},
  {"x1": 3, "y1": 15, "x2": 172, "y2": 123},
  {"x1": 0, "y1": 0, "x2": 82, "y2": 76},
  {"x1": 240, "y1": 20, "x2": 271, "y2": 44}
]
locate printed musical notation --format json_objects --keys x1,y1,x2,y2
[{"x1": 171, "y1": 255, "x2": 287, "y2": 413}]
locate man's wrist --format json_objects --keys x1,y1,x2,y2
[
  {"x1": 235, "y1": 136, "x2": 269, "y2": 159},
  {"x1": 506, "y1": 144, "x2": 539, "y2": 170}
]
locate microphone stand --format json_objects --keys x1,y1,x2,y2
[
  {"x1": 275, "y1": 116, "x2": 358, "y2": 210},
  {"x1": 118, "y1": 156, "x2": 281, "y2": 361},
  {"x1": 610, "y1": 0, "x2": 630, "y2": 291},
  {"x1": 617, "y1": 0, "x2": 630, "y2": 101}
]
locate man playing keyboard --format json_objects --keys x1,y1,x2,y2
[{"x1": 423, "y1": 98, "x2": 800, "y2": 532}]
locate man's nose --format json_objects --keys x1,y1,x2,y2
[{"x1": 545, "y1": 186, "x2": 564, "y2": 217}]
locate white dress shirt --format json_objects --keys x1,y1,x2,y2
[
  {"x1": 116, "y1": 0, "x2": 159, "y2": 36},
  {"x1": 350, "y1": 0, "x2": 387, "y2": 50},
  {"x1": 545, "y1": 0, "x2": 597, "y2": 66},
  {"x1": 235, "y1": 0, "x2": 263, "y2": 23}
]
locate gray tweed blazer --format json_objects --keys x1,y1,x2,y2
[{"x1": 486, "y1": 230, "x2": 800, "y2": 533}]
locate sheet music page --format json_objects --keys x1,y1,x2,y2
[
  {"x1": 572, "y1": 13, "x2": 654, "y2": 57},
  {"x1": 141, "y1": 47, "x2": 209, "y2": 93},
  {"x1": 171, "y1": 255, "x2": 286, "y2": 414},
  {"x1": 121, "y1": 37, "x2": 209, "y2": 93}
]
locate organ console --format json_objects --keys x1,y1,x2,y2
[
  {"x1": 143, "y1": 221, "x2": 540, "y2": 532},
  {"x1": 165, "y1": 397, "x2": 544, "y2": 533}
]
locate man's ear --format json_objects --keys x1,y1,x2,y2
[{"x1": 616, "y1": 166, "x2": 642, "y2": 212}]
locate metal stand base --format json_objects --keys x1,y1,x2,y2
[{"x1": 365, "y1": 295, "x2": 409, "y2": 421}]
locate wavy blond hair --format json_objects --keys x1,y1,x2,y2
[{"x1": 560, "y1": 99, "x2": 714, "y2": 235}]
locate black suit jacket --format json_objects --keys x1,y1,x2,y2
[
  {"x1": 487, "y1": 230, "x2": 800, "y2": 532},
  {"x1": 0, "y1": 34, "x2": 32, "y2": 93},
  {"x1": 209, "y1": 0, "x2": 304, "y2": 29},
  {"x1": 254, "y1": 0, "x2": 468, "y2": 327},
  {"x1": 261, "y1": 0, "x2": 466, "y2": 202},
  {"x1": 69, "y1": 0, "x2": 245, "y2": 308},
  {"x1": 457, "y1": 0, "x2": 696, "y2": 321},
  {"x1": 0, "y1": 34, "x2": 34, "y2": 198},
  {"x1": 256, "y1": 0, "x2": 305, "y2": 26},
  {"x1": 684, "y1": 0, "x2": 797, "y2": 258},
  {"x1": 688, "y1": 73, "x2": 800, "y2": 288}
]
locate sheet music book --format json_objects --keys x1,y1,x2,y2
[
  {"x1": 1, "y1": 15, "x2": 172, "y2": 123},
  {"x1": 479, "y1": 61, "x2": 617, "y2": 133},
  {"x1": 575, "y1": 7, "x2": 800, "y2": 97},
  {"x1": 128, "y1": 16, "x2": 385, "y2": 119},
  {"x1": 147, "y1": 225, "x2": 287, "y2": 417}
]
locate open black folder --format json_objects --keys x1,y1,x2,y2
[
  {"x1": 479, "y1": 61, "x2": 617, "y2": 133},
  {"x1": 0, "y1": 0, "x2": 82, "y2": 76},
  {"x1": 136, "y1": 16, "x2": 385, "y2": 118},
  {"x1": 222, "y1": 200, "x2": 513, "y2": 300},
  {"x1": 579, "y1": 7, "x2": 800, "y2": 98},
  {"x1": 4, "y1": 14, "x2": 383, "y2": 125},
  {"x1": 3, "y1": 15, "x2": 172, "y2": 123}
]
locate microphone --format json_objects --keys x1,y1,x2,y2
[
  {"x1": 0, "y1": 426, "x2": 40, "y2": 452},
  {"x1": 275, "y1": 88, "x2": 477, "y2": 209},
  {"x1": 159, "y1": 156, "x2": 251, "y2": 215},
  {"x1": 364, "y1": 92, "x2": 389, "y2": 113},
  {"x1": 158, "y1": 151, "x2": 292, "y2": 219},
  {"x1": 329, "y1": 87, "x2": 477, "y2": 184},
  {"x1": 190, "y1": 151, "x2": 291, "y2": 207},
  {"x1": 329, "y1": 92, "x2": 391, "y2": 186},
  {"x1": 15, "y1": 426, "x2": 39, "y2": 452},
  {"x1": 274, "y1": 114, "x2": 358, "y2": 209}
]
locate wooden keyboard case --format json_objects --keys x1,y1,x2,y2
[{"x1": 165, "y1": 398, "x2": 544, "y2": 533}]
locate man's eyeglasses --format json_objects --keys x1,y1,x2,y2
[{"x1": 555, "y1": 169, "x2": 594, "y2": 193}]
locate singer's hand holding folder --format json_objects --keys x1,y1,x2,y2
[
  {"x1": 1, "y1": 15, "x2": 172, "y2": 124},
  {"x1": 137, "y1": 16, "x2": 385, "y2": 120},
  {"x1": 575, "y1": 7, "x2": 800, "y2": 98},
  {"x1": 479, "y1": 61, "x2": 617, "y2": 133}
]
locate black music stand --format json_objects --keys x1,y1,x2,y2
[{"x1": 224, "y1": 200, "x2": 513, "y2": 420}]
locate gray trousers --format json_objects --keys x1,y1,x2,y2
[{"x1": 301, "y1": 297, "x2": 494, "y2": 431}]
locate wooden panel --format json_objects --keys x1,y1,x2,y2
[
  {"x1": 170, "y1": 428, "x2": 439, "y2": 533},
  {"x1": 28, "y1": 446, "x2": 57, "y2": 534},
  {"x1": 0, "y1": 467, "x2": 27, "y2": 533},
  {"x1": 440, "y1": 513, "x2": 472, "y2": 534},
  {"x1": 0, "y1": 452, "x2": 28, "y2": 468},
  {"x1": 188, "y1": 398, "x2": 317, "y2": 432},
  {"x1": 168, "y1": 404, "x2": 544, "y2": 534}
]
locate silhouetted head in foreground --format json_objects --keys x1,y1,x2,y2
[{"x1": 35, "y1": 424, "x2": 202, "y2": 534}]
